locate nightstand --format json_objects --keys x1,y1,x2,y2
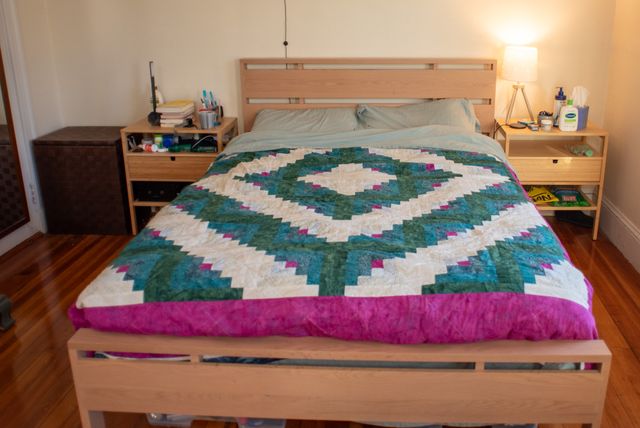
[
  {"x1": 495, "y1": 121, "x2": 608, "y2": 240},
  {"x1": 121, "y1": 117, "x2": 238, "y2": 234}
]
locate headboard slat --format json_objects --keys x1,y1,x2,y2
[{"x1": 240, "y1": 58, "x2": 496, "y2": 134}]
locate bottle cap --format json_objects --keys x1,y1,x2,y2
[
  {"x1": 567, "y1": 99, "x2": 574, "y2": 106},
  {"x1": 556, "y1": 87, "x2": 566, "y2": 100}
]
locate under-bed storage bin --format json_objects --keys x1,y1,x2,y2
[{"x1": 33, "y1": 126, "x2": 130, "y2": 234}]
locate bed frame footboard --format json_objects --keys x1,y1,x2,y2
[{"x1": 68, "y1": 329, "x2": 610, "y2": 428}]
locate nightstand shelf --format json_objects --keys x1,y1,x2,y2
[
  {"x1": 132, "y1": 200, "x2": 170, "y2": 208},
  {"x1": 123, "y1": 116, "x2": 237, "y2": 135},
  {"x1": 508, "y1": 140, "x2": 603, "y2": 158},
  {"x1": 121, "y1": 116, "x2": 238, "y2": 234},
  {"x1": 495, "y1": 121, "x2": 608, "y2": 240},
  {"x1": 532, "y1": 187, "x2": 597, "y2": 212}
]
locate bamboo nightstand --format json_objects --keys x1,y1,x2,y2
[
  {"x1": 121, "y1": 117, "x2": 238, "y2": 234},
  {"x1": 494, "y1": 121, "x2": 608, "y2": 240}
]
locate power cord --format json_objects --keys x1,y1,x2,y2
[
  {"x1": 192, "y1": 135, "x2": 217, "y2": 151},
  {"x1": 283, "y1": 0, "x2": 288, "y2": 58}
]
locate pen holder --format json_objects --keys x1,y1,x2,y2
[
  {"x1": 207, "y1": 111, "x2": 220, "y2": 128},
  {"x1": 198, "y1": 111, "x2": 210, "y2": 129},
  {"x1": 577, "y1": 106, "x2": 589, "y2": 130}
]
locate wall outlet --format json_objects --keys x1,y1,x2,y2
[{"x1": 28, "y1": 183, "x2": 38, "y2": 205}]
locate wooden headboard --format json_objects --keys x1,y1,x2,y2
[{"x1": 240, "y1": 58, "x2": 496, "y2": 134}]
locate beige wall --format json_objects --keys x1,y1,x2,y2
[
  {"x1": 20, "y1": 0, "x2": 614, "y2": 129},
  {"x1": 15, "y1": 0, "x2": 640, "y2": 266},
  {"x1": 15, "y1": 0, "x2": 63, "y2": 136},
  {"x1": 601, "y1": 0, "x2": 640, "y2": 270}
]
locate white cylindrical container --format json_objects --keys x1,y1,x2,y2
[{"x1": 559, "y1": 100, "x2": 579, "y2": 132}]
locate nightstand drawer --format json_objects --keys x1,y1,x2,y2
[
  {"x1": 128, "y1": 154, "x2": 216, "y2": 181},
  {"x1": 510, "y1": 157, "x2": 602, "y2": 182}
]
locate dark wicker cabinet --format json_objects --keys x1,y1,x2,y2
[{"x1": 33, "y1": 127, "x2": 129, "y2": 234}]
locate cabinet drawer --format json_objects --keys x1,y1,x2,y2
[
  {"x1": 128, "y1": 154, "x2": 216, "y2": 181},
  {"x1": 509, "y1": 157, "x2": 602, "y2": 183}
]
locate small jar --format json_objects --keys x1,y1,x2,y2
[
  {"x1": 541, "y1": 119, "x2": 553, "y2": 132},
  {"x1": 538, "y1": 111, "x2": 553, "y2": 126}
]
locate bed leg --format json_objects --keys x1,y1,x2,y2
[
  {"x1": 69, "y1": 346, "x2": 105, "y2": 428},
  {"x1": 79, "y1": 409, "x2": 105, "y2": 428}
]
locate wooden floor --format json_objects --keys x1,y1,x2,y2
[{"x1": 1, "y1": 220, "x2": 639, "y2": 428}]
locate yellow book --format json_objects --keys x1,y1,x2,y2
[
  {"x1": 157, "y1": 100, "x2": 194, "y2": 113},
  {"x1": 526, "y1": 186, "x2": 559, "y2": 205}
]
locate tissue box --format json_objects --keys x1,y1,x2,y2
[{"x1": 577, "y1": 106, "x2": 589, "y2": 130}]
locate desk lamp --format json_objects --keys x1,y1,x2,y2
[{"x1": 502, "y1": 45, "x2": 538, "y2": 127}]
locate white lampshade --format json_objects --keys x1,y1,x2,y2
[{"x1": 502, "y1": 46, "x2": 538, "y2": 83}]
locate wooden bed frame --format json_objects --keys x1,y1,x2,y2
[
  {"x1": 68, "y1": 58, "x2": 611, "y2": 428},
  {"x1": 240, "y1": 58, "x2": 497, "y2": 134}
]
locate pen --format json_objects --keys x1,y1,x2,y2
[{"x1": 202, "y1": 90, "x2": 209, "y2": 109}]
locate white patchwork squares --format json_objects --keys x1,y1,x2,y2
[
  {"x1": 74, "y1": 148, "x2": 590, "y2": 313},
  {"x1": 198, "y1": 149, "x2": 510, "y2": 242},
  {"x1": 149, "y1": 206, "x2": 317, "y2": 295},
  {"x1": 350, "y1": 203, "x2": 548, "y2": 296},
  {"x1": 525, "y1": 260, "x2": 590, "y2": 309},
  {"x1": 76, "y1": 205, "x2": 320, "y2": 308},
  {"x1": 298, "y1": 163, "x2": 396, "y2": 196},
  {"x1": 76, "y1": 266, "x2": 143, "y2": 309}
]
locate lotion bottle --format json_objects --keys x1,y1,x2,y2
[
  {"x1": 559, "y1": 99, "x2": 579, "y2": 132},
  {"x1": 553, "y1": 87, "x2": 566, "y2": 127}
]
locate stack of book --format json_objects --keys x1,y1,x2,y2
[{"x1": 157, "y1": 100, "x2": 195, "y2": 127}]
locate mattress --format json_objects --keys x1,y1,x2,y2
[{"x1": 69, "y1": 125, "x2": 597, "y2": 344}]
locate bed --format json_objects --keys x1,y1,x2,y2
[{"x1": 67, "y1": 58, "x2": 611, "y2": 428}]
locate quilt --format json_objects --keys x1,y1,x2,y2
[{"x1": 70, "y1": 127, "x2": 597, "y2": 344}]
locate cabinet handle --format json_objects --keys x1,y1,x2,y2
[
  {"x1": 170, "y1": 156, "x2": 176, "y2": 161},
  {"x1": 552, "y1": 159, "x2": 559, "y2": 164}
]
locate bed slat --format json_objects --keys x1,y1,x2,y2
[{"x1": 69, "y1": 329, "x2": 610, "y2": 364}]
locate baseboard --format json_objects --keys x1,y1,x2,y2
[
  {"x1": 600, "y1": 197, "x2": 640, "y2": 273},
  {"x1": 0, "y1": 222, "x2": 38, "y2": 256}
]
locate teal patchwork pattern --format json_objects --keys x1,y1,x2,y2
[{"x1": 101, "y1": 147, "x2": 585, "y2": 309}]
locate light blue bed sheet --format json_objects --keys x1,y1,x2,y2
[{"x1": 223, "y1": 125, "x2": 509, "y2": 165}]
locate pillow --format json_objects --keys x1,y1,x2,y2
[
  {"x1": 356, "y1": 99, "x2": 481, "y2": 132},
  {"x1": 251, "y1": 108, "x2": 359, "y2": 133}
]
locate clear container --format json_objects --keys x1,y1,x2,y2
[
  {"x1": 236, "y1": 418, "x2": 287, "y2": 428},
  {"x1": 146, "y1": 413, "x2": 194, "y2": 427}
]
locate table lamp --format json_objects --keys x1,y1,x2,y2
[{"x1": 502, "y1": 45, "x2": 538, "y2": 126}]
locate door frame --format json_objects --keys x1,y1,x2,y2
[
  {"x1": 0, "y1": 41, "x2": 29, "y2": 238},
  {"x1": 0, "y1": 0, "x2": 46, "y2": 255}
]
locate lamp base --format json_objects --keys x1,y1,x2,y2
[
  {"x1": 505, "y1": 83, "x2": 535, "y2": 125},
  {"x1": 507, "y1": 122, "x2": 527, "y2": 129}
]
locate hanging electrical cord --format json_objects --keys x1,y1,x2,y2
[{"x1": 283, "y1": 0, "x2": 289, "y2": 58}]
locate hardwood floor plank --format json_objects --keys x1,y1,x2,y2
[
  {"x1": 607, "y1": 347, "x2": 640, "y2": 419},
  {"x1": 37, "y1": 387, "x2": 82, "y2": 428},
  {"x1": 0, "y1": 235, "x2": 130, "y2": 427},
  {"x1": 602, "y1": 385, "x2": 636, "y2": 428},
  {"x1": 556, "y1": 225, "x2": 640, "y2": 358},
  {"x1": 0, "y1": 221, "x2": 638, "y2": 428},
  {"x1": 591, "y1": 294, "x2": 629, "y2": 350}
]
